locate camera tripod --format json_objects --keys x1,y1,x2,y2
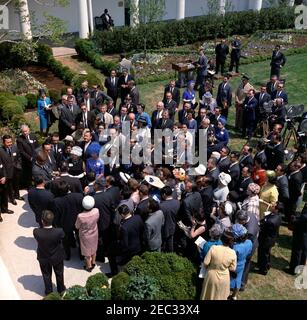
[
  {"x1": 255, "y1": 116, "x2": 270, "y2": 138},
  {"x1": 282, "y1": 120, "x2": 299, "y2": 149}
]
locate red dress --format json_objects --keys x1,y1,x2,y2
[{"x1": 252, "y1": 168, "x2": 266, "y2": 187}]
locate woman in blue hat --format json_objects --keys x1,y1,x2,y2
[
  {"x1": 182, "y1": 81, "x2": 197, "y2": 109},
  {"x1": 229, "y1": 223, "x2": 252, "y2": 300},
  {"x1": 215, "y1": 118, "x2": 229, "y2": 148},
  {"x1": 37, "y1": 89, "x2": 52, "y2": 136}
]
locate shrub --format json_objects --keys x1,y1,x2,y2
[
  {"x1": 111, "y1": 252, "x2": 197, "y2": 300},
  {"x1": 25, "y1": 93, "x2": 38, "y2": 109},
  {"x1": 89, "y1": 287, "x2": 111, "y2": 300},
  {"x1": 126, "y1": 275, "x2": 159, "y2": 300},
  {"x1": 111, "y1": 272, "x2": 130, "y2": 300},
  {"x1": 43, "y1": 292, "x2": 62, "y2": 300},
  {"x1": 63, "y1": 285, "x2": 89, "y2": 300},
  {"x1": 15, "y1": 95, "x2": 28, "y2": 109},
  {"x1": 72, "y1": 72, "x2": 103, "y2": 90},
  {"x1": 0, "y1": 92, "x2": 25, "y2": 122},
  {"x1": 85, "y1": 273, "x2": 109, "y2": 295},
  {"x1": 48, "y1": 89, "x2": 61, "y2": 103}
]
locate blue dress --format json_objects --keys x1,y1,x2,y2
[
  {"x1": 230, "y1": 239, "x2": 253, "y2": 289},
  {"x1": 182, "y1": 89, "x2": 196, "y2": 105},
  {"x1": 37, "y1": 97, "x2": 51, "y2": 130},
  {"x1": 86, "y1": 158, "x2": 104, "y2": 178},
  {"x1": 200, "y1": 239, "x2": 222, "y2": 260},
  {"x1": 215, "y1": 128, "x2": 229, "y2": 145}
]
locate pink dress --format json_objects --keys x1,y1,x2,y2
[{"x1": 75, "y1": 208, "x2": 99, "y2": 257}]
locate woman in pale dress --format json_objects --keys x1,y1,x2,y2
[
  {"x1": 75, "y1": 196, "x2": 99, "y2": 272},
  {"x1": 201, "y1": 230, "x2": 237, "y2": 300}
]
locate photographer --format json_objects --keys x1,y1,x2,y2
[{"x1": 269, "y1": 98, "x2": 286, "y2": 129}]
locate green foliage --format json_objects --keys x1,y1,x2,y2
[
  {"x1": 85, "y1": 273, "x2": 109, "y2": 295},
  {"x1": 75, "y1": 39, "x2": 117, "y2": 76},
  {"x1": 128, "y1": 0, "x2": 166, "y2": 24},
  {"x1": 0, "y1": 92, "x2": 25, "y2": 123},
  {"x1": 111, "y1": 272, "x2": 130, "y2": 300},
  {"x1": 25, "y1": 93, "x2": 38, "y2": 109},
  {"x1": 63, "y1": 285, "x2": 89, "y2": 300},
  {"x1": 92, "y1": 7, "x2": 295, "y2": 54},
  {"x1": 89, "y1": 287, "x2": 111, "y2": 300},
  {"x1": 15, "y1": 95, "x2": 28, "y2": 109},
  {"x1": 126, "y1": 275, "x2": 159, "y2": 300},
  {"x1": 48, "y1": 89, "x2": 61, "y2": 103},
  {"x1": 111, "y1": 252, "x2": 197, "y2": 300},
  {"x1": 36, "y1": 44, "x2": 76, "y2": 85},
  {"x1": 43, "y1": 292, "x2": 62, "y2": 300},
  {"x1": 72, "y1": 72, "x2": 103, "y2": 90}
]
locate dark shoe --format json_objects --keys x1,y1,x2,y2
[
  {"x1": 83, "y1": 266, "x2": 93, "y2": 272},
  {"x1": 3, "y1": 210, "x2": 14, "y2": 214},
  {"x1": 0, "y1": 215, "x2": 3, "y2": 223},
  {"x1": 105, "y1": 272, "x2": 113, "y2": 278},
  {"x1": 16, "y1": 196, "x2": 24, "y2": 201},
  {"x1": 65, "y1": 255, "x2": 71, "y2": 261},
  {"x1": 239, "y1": 286, "x2": 245, "y2": 292},
  {"x1": 258, "y1": 269, "x2": 268, "y2": 276},
  {"x1": 11, "y1": 200, "x2": 17, "y2": 206},
  {"x1": 283, "y1": 268, "x2": 295, "y2": 276}
]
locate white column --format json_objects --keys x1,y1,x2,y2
[
  {"x1": 219, "y1": 0, "x2": 226, "y2": 15},
  {"x1": 288, "y1": 0, "x2": 295, "y2": 6},
  {"x1": 78, "y1": 0, "x2": 89, "y2": 39},
  {"x1": 19, "y1": 0, "x2": 32, "y2": 40},
  {"x1": 87, "y1": 0, "x2": 94, "y2": 34},
  {"x1": 176, "y1": 0, "x2": 185, "y2": 20},
  {"x1": 130, "y1": 0, "x2": 139, "y2": 27},
  {"x1": 250, "y1": 0, "x2": 262, "y2": 11}
]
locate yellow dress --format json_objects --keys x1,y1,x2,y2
[
  {"x1": 259, "y1": 183, "x2": 279, "y2": 219},
  {"x1": 200, "y1": 245, "x2": 237, "y2": 300}
]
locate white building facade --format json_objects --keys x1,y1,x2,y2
[{"x1": 2, "y1": 0, "x2": 292, "y2": 39}]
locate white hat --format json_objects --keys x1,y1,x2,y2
[
  {"x1": 211, "y1": 152, "x2": 221, "y2": 160},
  {"x1": 82, "y1": 196, "x2": 95, "y2": 210},
  {"x1": 144, "y1": 175, "x2": 165, "y2": 189},
  {"x1": 64, "y1": 135, "x2": 74, "y2": 142},
  {"x1": 224, "y1": 202, "x2": 233, "y2": 216},
  {"x1": 194, "y1": 164, "x2": 207, "y2": 176},
  {"x1": 70, "y1": 146, "x2": 82, "y2": 157},
  {"x1": 219, "y1": 172, "x2": 231, "y2": 186},
  {"x1": 120, "y1": 172, "x2": 131, "y2": 183}
]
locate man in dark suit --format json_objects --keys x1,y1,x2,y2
[
  {"x1": 286, "y1": 161, "x2": 303, "y2": 223},
  {"x1": 217, "y1": 146, "x2": 231, "y2": 173},
  {"x1": 33, "y1": 210, "x2": 66, "y2": 296},
  {"x1": 239, "y1": 145, "x2": 254, "y2": 171},
  {"x1": 157, "y1": 110, "x2": 173, "y2": 130},
  {"x1": 28, "y1": 175, "x2": 55, "y2": 227},
  {"x1": 242, "y1": 89, "x2": 258, "y2": 139},
  {"x1": 56, "y1": 162, "x2": 83, "y2": 194},
  {"x1": 255, "y1": 85, "x2": 271, "y2": 121},
  {"x1": 271, "y1": 82, "x2": 288, "y2": 104},
  {"x1": 58, "y1": 96, "x2": 80, "y2": 140},
  {"x1": 163, "y1": 92, "x2": 177, "y2": 121},
  {"x1": 270, "y1": 45, "x2": 286, "y2": 79},
  {"x1": 237, "y1": 166, "x2": 253, "y2": 201},
  {"x1": 178, "y1": 102, "x2": 192, "y2": 125},
  {"x1": 107, "y1": 100, "x2": 117, "y2": 118},
  {"x1": 0, "y1": 151, "x2": 12, "y2": 220},
  {"x1": 1, "y1": 135, "x2": 23, "y2": 205},
  {"x1": 80, "y1": 130, "x2": 94, "y2": 161},
  {"x1": 50, "y1": 133, "x2": 65, "y2": 170},
  {"x1": 265, "y1": 133, "x2": 285, "y2": 170},
  {"x1": 254, "y1": 140, "x2": 267, "y2": 169},
  {"x1": 266, "y1": 75, "x2": 279, "y2": 97},
  {"x1": 17, "y1": 125, "x2": 40, "y2": 189},
  {"x1": 228, "y1": 151, "x2": 241, "y2": 191},
  {"x1": 135, "y1": 184, "x2": 150, "y2": 220},
  {"x1": 160, "y1": 186, "x2": 180, "y2": 253},
  {"x1": 215, "y1": 39, "x2": 229, "y2": 75},
  {"x1": 91, "y1": 84, "x2": 111, "y2": 105},
  {"x1": 205, "y1": 157, "x2": 220, "y2": 189},
  {"x1": 163, "y1": 80, "x2": 180, "y2": 106},
  {"x1": 257, "y1": 202, "x2": 282, "y2": 275},
  {"x1": 216, "y1": 75, "x2": 232, "y2": 119},
  {"x1": 151, "y1": 102, "x2": 165, "y2": 129},
  {"x1": 117, "y1": 68, "x2": 134, "y2": 104},
  {"x1": 275, "y1": 164, "x2": 290, "y2": 205},
  {"x1": 82, "y1": 91, "x2": 96, "y2": 112},
  {"x1": 48, "y1": 179, "x2": 83, "y2": 260},
  {"x1": 32, "y1": 151, "x2": 54, "y2": 183},
  {"x1": 128, "y1": 80, "x2": 140, "y2": 106},
  {"x1": 75, "y1": 103, "x2": 95, "y2": 131},
  {"x1": 229, "y1": 36, "x2": 241, "y2": 74},
  {"x1": 198, "y1": 176, "x2": 213, "y2": 222},
  {"x1": 104, "y1": 70, "x2": 119, "y2": 107}
]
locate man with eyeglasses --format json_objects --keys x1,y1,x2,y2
[{"x1": 271, "y1": 83, "x2": 288, "y2": 104}]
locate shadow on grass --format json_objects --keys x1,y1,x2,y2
[{"x1": 277, "y1": 234, "x2": 292, "y2": 251}]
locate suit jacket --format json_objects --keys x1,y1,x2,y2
[
  {"x1": 159, "y1": 198, "x2": 180, "y2": 238},
  {"x1": 91, "y1": 89, "x2": 111, "y2": 105},
  {"x1": 17, "y1": 133, "x2": 40, "y2": 165},
  {"x1": 82, "y1": 98, "x2": 96, "y2": 111},
  {"x1": 151, "y1": 110, "x2": 163, "y2": 129},
  {"x1": 59, "y1": 105, "x2": 80, "y2": 138},
  {"x1": 217, "y1": 82, "x2": 232, "y2": 107},
  {"x1": 96, "y1": 112, "x2": 114, "y2": 127},
  {"x1": 129, "y1": 87, "x2": 140, "y2": 105},
  {"x1": 117, "y1": 74, "x2": 134, "y2": 99},
  {"x1": 33, "y1": 227, "x2": 65, "y2": 264},
  {"x1": 163, "y1": 86, "x2": 180, "y2": 106},
  {"x1": 259, "y1": 213, "x2": 282, "y2": 246},
  {"x1": 178, "y1": 109, "x2": 188, "y2": 124},
  {"x1": 243, "y1": 96, "x2": 258, "y2": 122},
  {"x1": 144, "y1": 210, "x2": 165, "y2": 251},
  {"x1": 49, "y1": 193, "x2": 83, "y2": 233},
  {"x1": 179, "y1": 191, "x2": 203, "y2": 227},
  {"x1": 28, "y1": 187, "x2": 55, "y2": 224},
  {"x1": 237, "y1": 177, "x2": 253, "y2": 201},
  {"x1": 104, "y1": 77, "x2": 119, "y2": 101},
  {"x1": 276, "y1": 175, "x2": 289, "y2": 202},
  {"x1": 0, "y1": 145, "x2": 22, "y2": 178},
  {"x1": 51, "y1": 142, "x2": 65, "y2": 168},
  {"x1": 254, "y1": 151, "x2": 267, "y2": 169},
  {"x1": 265, "y1": 143, "x2": 285, "y2": 170},
  {"x1": 239, "y1": 154, "x2": 254, "y2": 171},
  {"x1": 246, "y1": 211, "x2": 260, "y2": 248},
  {"x1": 271, "y1": 90, "x2": 288, "y2": 104},
  {"x1": 76, "y1": 111, "x2": 95, "y2": 131},
  {"x1": 163, "y1": 100, "x2": 177, "y2": 118},
  {"x1": 217, "y1": 157, "x2": 231, "y2": 173},
  {"x1": 288, "y1": 171, "x2": 303, "y2": 202},
  {"x1": 157, "y1": 118, "x2": 174, "y2": 130},
  {"x1": 56, "y1": 175, "x2": 83, "y2": 194},
  {"x1": 271, "y1": 50, "x2": 286, "y2": 69},
  {"x1": 215, "y1": 43, "x2": 229, "y2": 61},
  {"x1": 135, "y1": 198, "x2": 150, "y2": 219},
  {"x1": 266, "y1": 81, "x2": 278, "y2": 97},
  {"x1": 107, "y1": 106, "x2": 118, "y2": 118},
  {"x1": 32, "y1": 162, "x2": 53, "y2": 182},
  {"x1": 205, "y1": 167, "x2": 220, "y2": 189},
  {"x1": 228, "y1": 163, "x2": 240, "y2": 190},
  {"x1": 200, "y1": 186, "x2": 213, "y2": 218}
]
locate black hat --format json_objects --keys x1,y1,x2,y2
[{"x1": 242, "y1": 75, "x2": 250, "y2": 80}]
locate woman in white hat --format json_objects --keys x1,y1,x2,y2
[
  {"x1": 213, "y1": 172, "x2": 231, "y2": 204},
  {"x1": 75, "y1": 196, "x2": 99, "y2": 272}
]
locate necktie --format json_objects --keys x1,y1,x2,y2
[
  {"x1": 54, "y1": 145, "x2": 57, "y2": 154},
  {"x1": 102, "y1": 113, "x2": 105, "y2": 123},
  {"x1": 261, "y1": 93, "x2": 264, "y2": 101},
  {"x1": 7, "y1": 148, "x2": 11, "y2": 156},
  {"x1": 70, "y1": 106, "x2": 73, "y2": 114},
  {"x1": 83, "y1": 113, "x2": 87, "y2": 127}
]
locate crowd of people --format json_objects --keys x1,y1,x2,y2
[{"x1": 0, "y1": 41, "x2": 306, "y2": 300}]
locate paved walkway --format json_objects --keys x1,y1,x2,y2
[
  {"x1": 52, "y1": 47, "x2": 77, "y2": 57},
  {"x1": 0, "y1": 191, "x2": 110, "y2": 300}
]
